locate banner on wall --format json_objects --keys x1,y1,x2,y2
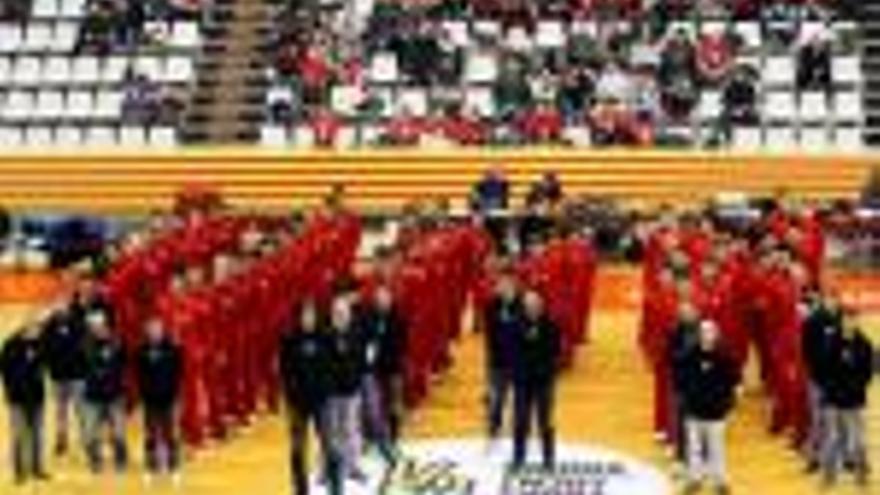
[{"x1": 311, "y1": 439, "x2": 671, "y2": 495}]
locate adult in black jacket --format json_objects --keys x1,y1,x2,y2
[
  {"x1": 279, "y1": 300, "x2": 334, "y2": 495},
  {"x1": 136, "y1": 318, "x2": 182, "y2": 479},
  {"x1": 800, "y1": 291, "x2": 841, "y2": 469},
  {"x1": 324, "y1": 297, "x2": 367, "y2": 487},
  {"x1": 680, "y1": 321, "x2": 738, "y2": 495},
  {"x1": 41, "y1": 301, "x2": 88, "y2": 457},
  {"x1": 0, "y1": 321, "x2": 49, "y2": 483},
  {"x1": 511, "y1": 290, "x2": 560, "y2": 471},
  {"x1": 669, "y1": 302, "x2": 701, "y2": 463},
  {"x1": 818, "y1": 309, "x2": 873, "y2": 486},
  {"x1": 81, "y1": 312, "x2": 128, "y2": 473},
  {"x1": 359, "y1": 285, "x2": 405, "y2": 462},
  {"x1": 484, "y1": 270, "x2": 522, "y2": 440}
]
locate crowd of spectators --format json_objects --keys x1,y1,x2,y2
[{"x1": 264, "y1": 0, "x2": 855, "y2": 147}]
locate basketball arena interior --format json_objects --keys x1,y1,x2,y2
[{"x1": 1, "y1": 0, "x2": 880, "y2": 494}]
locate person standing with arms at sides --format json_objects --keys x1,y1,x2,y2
[
  {"x1": 359, "y1": 285, "x2": 405, "y2": 464},
  {"x1": 325, "y1": 297, "x2": 367, "y2": 489},
  {"x1": 819, "y1": 307, "x2": 874, "y2": 487},
  {"x1": 680, "y1": 321, "x2": 738, "y2": 495},
  {"x1": 82, "y1": 312, "x2": 128, "y2": 474},
  {"x1": 510, "y1": 290, "x2": 560, "y2": 472},
  {"x1": 0, "y1": 318, "x2": 49, "y2": 484},
  {"x1": 800, "y1": 289, "x2": 841, "y2": 472},
  {"x1": 669, "y1": 301, "x2": 701, "y2": 468},
  {"x1": 136, "y1": 318, "x2": 183, "y2": 486},
  {"x1": 484, "y1": 267, "x2": 521, "y2": 443},
  {"x1": 280, "y1": 300, "x2": 334, "y2": 495},
  {"x1": 41, "y1": 300, "x2": 88, "y2": 457}
]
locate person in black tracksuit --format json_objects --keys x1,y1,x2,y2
[
  {"x1": 800, "y1": 291, "x2": 842, "y2": 470},
  {"x1": 818, "y1": 309, "x2": 874, "y2": 486},
  {"x1": 511, "y1": 290, "x2": 560, "y2": 471},
  {"x1": 679, "y1": 321, "x2": 738, "y2": 495},
  {"x1": 81, "y1": 312, "x2": 128, "y2": 473},
  {"x1": 41, "y1": 301, "x2": 89, "y2": 457},
  {"x1": 136, "y1": 318, "x2": 183, "y2": 478},
  {"x1": 280, "y1": 301, "x2": 334, "y2": 495},
  {"x1": 324, "y1": 297, "x2": 367, "y2": 489},
  {"x1": 359, "y1": 285, "x2": 405, "y2": 463},
  {"x1": 0, "y1": 322, "x2": 49, "y2": 484},
  {"x1": 484, "y1": 270, "x2": 522, "y2": 440},
  {"x1": 669, "y1": 303, "x2": 701, "y2": 464}
]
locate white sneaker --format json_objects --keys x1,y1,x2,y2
[
  {"x1": 142, "y1": 473, "x2": 154, "y2": 489},
  {"x1": 171, "y1": 472, "x2": 183, "y2": 489}
]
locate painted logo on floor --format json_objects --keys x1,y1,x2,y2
[{"x1": 311, "y1": 438, "x2": 671, "y2": 495}]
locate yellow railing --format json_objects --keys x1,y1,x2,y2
[{"x1": 0, "y1": 149, "x2": 875, "y2": 214}]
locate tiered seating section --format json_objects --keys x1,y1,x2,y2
[
  {"x1": 0, "y1": 0, "x2": 202, "y2": 148},
  {"x1": 260, "y1": 0, "x2": 863, "y2": 151}
]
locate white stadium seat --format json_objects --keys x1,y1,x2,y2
[
  {"x1": 43, "y1": 56, "x2": 72, "y2": 85},
  {"x1": 442, "y1": 21, "x2": 469, "y2": 48},
  {"x1": 163, "y1": 56, "x2": 194, "y2": 84},
  {"x1": 563, "y1": 126, "x2": 591, "y2": 147},
  {"x1": 3, "y1": 91, "x2": 34, "y2": 122},
  {"x1": 133, "y1": 56, "x2": 163, "y2": 81},
  {"x1": 50, "y1": 22, "x2": 79, "y2": 53},
  {"x1": 0, "y1": 56, "x2": 11, "y2": 85},
  {"x1": 465, "y1": 52, "x2": 498, "y2": 84},
  {"x1": 833, "y1": 56, "x2": 861, "y2": 85},
  {"x1": 799, "y1": 126, "x2": 831, "y2": 153},
  {"x1": 71, "y1": 56, "x2": 100, "y2": 84},
  {"x1": 698, "y1": 91, "x2": 721, "y2": 121},
  {"x1": 536, "y1": 21, "x2": 565, "y2": 48},
  {"x1": 171, "y1": 22, "x2": 200, "y2": 49},
  {"x1": 765, "y1": 126, "x2": 796, "y2": 151},
  {"x1": 732, "y1": 127, "x2": 762, "y2": 151},
  {"x1": 32, "y1": 0, "x2": 59, "y2": 18},
  {"x1": 94, "y1": 90, "x2": 123, "y2": 119},
  {"x1": 368, "y1": 53, "x2": 398, "y2": 84},
  {"x1": 292, "y1": 125, "x2": 315, "y2": 147},
  {"x1": 505, "y1": 27, "x2": 533, "y2": 53},
  {"x1": 24, "y1": 126, "x2": 53, "y2": 147},
  {"x1": 835, "y1": 126, "x2": 863, "y2": 151},
  {"x1": 473, "y1": 20, "x2": 501, "y2": 40},
  {"x1": 0, "y1": 126, "x2": 23, "y2": 147},
  {"x1": 798, "y1": 91, "x2": 828, "y2": 123},
  {"x1": 119, "y1": 126, "x2": 147, "y2": 147},
  {"x1": 464, "y1": 87, "x2": 494, "y2": 118},
  {"x1": 0, "y1": 25, "x2": 24, "y2": 54},
  {"x1": 148, "y1": 126, "x2": 177, "y2": 147},
  {"x1": 763, "y1": 91, "x2": 796, "y2": 122},
  {"x1": 100, "y1": 56, "x2": 130, "y2": 84},
  {"x1": 60, "y1": 0, "x2": 86, "y2": 17},
  {"x1": 65, "y1": 90, "x2": 94, "y2": 120},
  {"x1": 260, "y1": 125, "x2": 288, "y2": 147},
  {"x1": 763, "y1": 57, "x2": 795, "y2": 87},
  {"x1": 266, "y1": 85, "x2": 293, "y2": 106},
  {"x1": 330, "y1": 86, "x2": 362, "y2": 116},
  {"x1": 23, "y1": 23, "x2": 52, "y2": 52},
  {"x1": 397, "y1": 88, "x2": 428, "y2": 117},
  {"x1": 834, "y1": 91, "x2": 862, "y2": 122},
  {"x1": 84, "y1": 126, "x2": 116, "y2": 147},
  {"x1": 34, "y1": 90, "x2": 64, "y2": 120},
  {"x1": 13, "y1": 56, "x2": 42, "y2": 87},
  {"x1": 54, "y1": 125, "x2": 82, "y2": 146}
]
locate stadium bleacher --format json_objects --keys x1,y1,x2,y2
[{"x1": 0, "y1": 0, "x2": 202, "y2": 148}]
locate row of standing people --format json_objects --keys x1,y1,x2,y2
[
  {"x1": 640, "y1": 208, "x2": 875, "y2": 494},
  {"x1": 0, "y1": 206, "x2": 363, "y2": 485}
]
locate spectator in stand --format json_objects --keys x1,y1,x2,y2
[
  {"x1": 519, "y1": 101, "x2": 563, "y2": 144},
  {"x1": 557, "y1": 68, "x2": 596, "y2": 125},
  {"x1": 122, "y1": 73, "x2": 162, "y2": 125},
  {"x1": 440, "y1": 104, "x2": 487, "y2": 146},
  {"x1": 384, "y1": 107, "x2": 425, "y2": 146},
  {"x1": 0, "y1": 0, "x2": 30, "y2": 20},
  {"x1": 495, "y1": 55, "x2": 534, "y2": 120},
  {"x1": 298, "y1": 40, "x2": 333, "y2": 106},
  {"x1": 697, "y1": 28, "x2": 735, "y2": 86},
  {"x1": 472, "y1": 167, "x2": 510, "y2": 214},
  {"x1": 596, "y1": 62, "x2": 635, "y2": 105},
  {"x1": 659, "y1": 28, "x2": 697, "y2": 88},
  {"x1": 77, "y1": 0, "x2": 118, "y2": 55},
  {"x1": 722, "y1": 65, "x2": 758, "y2": 125},
  {"x1": 310, "y1": 106, "x2": 342, "y2": 148},
  {"x1": 528, "y1": 172, "x2": 564, "y2": 206},
  {"x1": 797, "y1": 34, "x2": 832, "y2": 93}
]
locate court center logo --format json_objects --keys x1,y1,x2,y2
[{"x1": 312, "y1": 439, "x2": 671, "y2": 495}]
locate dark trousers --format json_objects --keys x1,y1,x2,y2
[
  {"x1": 83, "y1": 399, "x2": 128, "y2": 473},
  {"x1": 8, "y1": 403, "x2": 44, "y2": 481},
  {"x1": 143, "y1": 404, "x2": 180, "y2": 474},
  {"x1": 487, "y1": 367, "x2": 512, "y2": 438},
  {"x1": 512, "y1": 380, "x2": 555, "y2": 469},
  {"x1": 288, "y1": 403, "x2": 336, "y2": 495},
  {"x1": 361, "y1": 374, "x2": 398, "y2": 463}
]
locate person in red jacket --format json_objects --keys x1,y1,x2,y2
[
  {"x1": 643, "y1": 268, "x2": 680, "y2": 443},
  {"x1": 439, "y1": 105, "x2": 487, "y2": 146},
  {"x1": 385, "y1": 108, "x2": 425, "y2": 146},
  {"x1": 519, "y1": 101, "x2": 563, "y2": 144},
  {"x1": 310, "y1": 107, "x2": 342, "y2": 148}
]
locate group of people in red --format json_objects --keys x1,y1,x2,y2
[{"x1": 639, "y1": 202, "x2": 874, "y2": 493}]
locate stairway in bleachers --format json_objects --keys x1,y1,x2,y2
[
  {"x1": 182, "y1": 0, "x2": 272, "y2": 143},
  {"x1": 863, "y1": 0, "x2": 880, "y2": 146}
]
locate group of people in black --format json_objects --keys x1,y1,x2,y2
[
  {"x1": 483, "y1": 268, "x2": 561, "y2": 471},
  {"x1": 279, "y1": 284, "x2": 405, "y2": 495},
  {"x1": 0, "y1": 276, "x2": 184, "y2": 485}
]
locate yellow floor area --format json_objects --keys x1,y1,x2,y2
[{"x1": 1, "y1": 283, "x2": 880, "y2": 494}]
